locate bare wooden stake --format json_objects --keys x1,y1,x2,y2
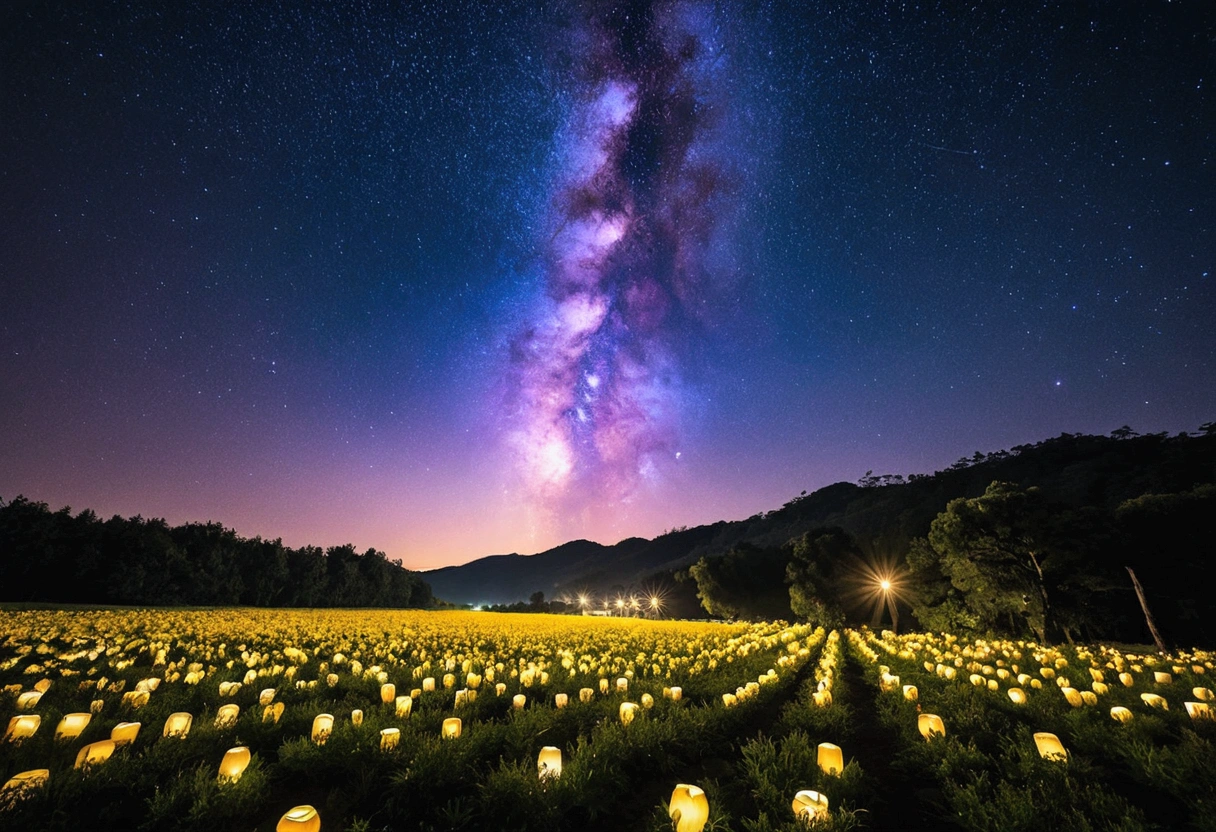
[{"x1": 1126, "y1": 566, "x2": 1167, "y2": 653}]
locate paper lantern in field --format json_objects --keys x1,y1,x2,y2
[
  {"x1": 410, "y1": 687, "x2": 422, "y2": 700},
  {"x1": 599, "y1": 678, "x2": 610, "y2": 695},
  {"x1": 1033, "y1": 732, "x2": 1067, "y2": 761},
  {"x1": 5, "y1": 715, "x2": 40, "y2": 742},
  {"x1": 215, "y1": 704, "x2": 240, "y2": 728},
  {"x1": 722, "y1": 693, "x2": 738, "y2": 708},
  {"x1": 311, "y1": 714, "x2": 333, "y2": 744},
  {"x1": 219, "y1": 681, "x2": 241, "y2": 697},
  {"x1": 1, "y1": 769, "x2": 49, "y2": 799},
  {"x1": 380, "y1": 683, "x2": 396, "y2": 704},
  {"x1": 277, "y1": 805, "x2": 321, "y2": 832},
  {"x1": 17, "y1": 691, "x2": 43, "y2": 709},
  {"x1": 263, "y1": 702, "x2": 285, "y2": 723},
  {"x1": 1119, "y1": 672, "x2": 1134, "y2": 687},
  {"x1": 466, "y1": 672, "x2": 482, "y2": 689},
  {"x1": 1080, "y1": 691, "x2": 1098, "y2": 706},
  {"x1": 670, "y1": 687, "x2": 683, "y2": 701},
  {"x1": 1185, "y1": 701, "x2": 1213, "y2": 721},
  {"x1": 440, "y1": 673, "x2": 454, "y2": 690},
  {"x1": 163, "y1": 712, "x2": 192, "y2": 739},
  {"x1": 442, "y1": 717, "x2": 462, "y2": 739},
  {"x1": 259, "y1": 688, "x2": 276, "y2": 706},
  {"x1": 1008, "y1": 688, "x2": 1027, "y2": 705},
  {"x1": 513, "y1": 694, "x2": 527, "y2": 710},
  {"x1": 218, "y1": 746, "x2": 251, "y2": 782},
  {"x1": 422, "y1": 677, "x2": 436, "y2": 692},
  {"x1": 642, "y1": 693, "x2": 655, "y2": 709},
  {"x1": 620, "y1": 702, "x2": 639, "y2": 725},
  {"x1": 325, "y1": 673, "x2": 339, "y2": 688},
  {"x1": 90, "y1": 699, "x2": 104, "y2": 714},
  {"x1": 380, "y1": 727, "x2": 400, "y2": 751},
  {"x1": 1092, "y1": 681, "x2": 1109, "y2": 696},
  {"x1": 668, "y1": 784, "x2": 709, "y2": 832},
  {"x1": 1154, "y1": 672, "x2": 1173, "y2": 685},
  {"x1": 903, "y1": 685, "x2": 918, "y2": 701},
  {"x1": 33, "y1": 678, "x2": 52, "y2": 693},
  {"x1": 918, "y1": 713, "x2": 945, "y2": 740},
  {"x1": 1110, "y1": 706, "x2": 1133, "y2": 723},
  {"x1": 111, "y1": 721, "x2": 141, "y2": 746},
  {"x1": 987, "y1": 679, "x2": 1000, "y2": 692},
  {"x1": 554, "y1": 693, "x2": 568, "y2": 708},
  {"x1": 1194, "y1": 687, "x2": 1214, "y2": 701},
  {"x1": 351, "y1": 709, "x2": 363, "y2": 726},
  {"x1": 817, "y1": 742, "x2": 843, "y2": 775},
  {"x1": 1141, "y1": 693, "x2": 1168, "y2": 710},
  {"x1": 75, "y1": 739, "x2": 116, "y2": 769},
  {"x1": 538, "y1": 745, "x2": 562, "y2": 780},
  {"x1": 495, "y1": 682, "x2": 507, "y2": 696},
  {"x1": 396, "y1": 695, "x2": 413, "y2": 717},
  {"x1": 970, "y1": 674, "x2": 985, "y2": 687},
  {"x1": 454, "y1": 689, "x2": 468, "y2": 708},
  {"x1": 792, "y1": 789, "x2": 829, "y2": 822},
  {"x1": 1060, "y1": 687, "x2": 1082, "y2": 707},
  {"x1": 812, "y1": 689, "x2": 832, "y2": 707},
  {"x1": 580, "y1": 687, "x2": 594, "y2": 703},
  {"x1": 616, "y1": 677, "x2": 628, "y2": 693}
]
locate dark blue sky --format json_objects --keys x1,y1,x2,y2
[{"x1": 2, "y1": 1, "x2": 1212, "y2": 567}]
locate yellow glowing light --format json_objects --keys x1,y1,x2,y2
[
  {"x1": 277, "y1": 805, "x2": 321, "y2": 832},
  {"x1": 792, "y1": 789, "x2": 830, "y2": 822},
  {"x1": 669, "y1": 784, "x2": 709, "y2": 832},
  {"x1": 218, "y1": 746, "x2": 251, "y2": 782}
]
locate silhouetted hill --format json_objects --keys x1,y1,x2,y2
[{"x1": 424, "y1": 428, "x2": 1216, "y2": 605}]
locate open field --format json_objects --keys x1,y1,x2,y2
[{"x1": 1, "y1": 609, "x2": 1214, "y2": 831}]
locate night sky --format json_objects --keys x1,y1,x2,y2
[{"x1": 2, "y1": 1, "x2": 1212, "y2": 569}]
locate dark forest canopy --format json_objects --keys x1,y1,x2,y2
[{"x1": 0, "y1": 497, "x2": 433, "y2": 609}]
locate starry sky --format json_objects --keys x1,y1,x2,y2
[{"x1": 1, "y1": 1, "x2": 1212, "y2": 569}]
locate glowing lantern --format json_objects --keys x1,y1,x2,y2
[
  {"x1": 1030, "y1": 679, "x2": 1043, "y2": 690},
  {"x1": 817, "y1": 742, "x2": 843, "y2": 775},
  {"x1": 90, "y1": 699, "x2": 104, "y2": 714},
  {"x1": 669, "y1": 784, "x2": 709, "y2": 832},
  {"x1": 5, "y1": 715, "x2": 41, "y2": 742},
  {"x1": 918, "y1": 714, "x2": 945, "y2": 740},
  {"x1": 1110, "y1": 706, "x2": 1133, "y2": 723},
  {"x1": 263, "y1": 702, "x2": 285, "y2": 723},
  {"x1": 555, "y1": 693, "x2": 568, "y2": 708},
  {"x1": 380, "y1": 683, "x2": 396, "y2": 704},
  {"x1": 259, "y1": 688, "x2": 276, "y2": 706},
  {"x1": 311, "y1": 714, "x2": 333, "y2": 744},
  {"x1": 218, "y1": 746, "x2": 251, "y2": 782},
  {"x1": 1040, "y1": 667, "x2": 1055, "y2": 679},
  {"x1": 326, "y1": 673, "x2": 339, "y2": 687},
  {"x1": 513, "y1": 694, "x2": 527, "y2": 710},
  {"x1": 466, "y1": 672, "x2": 482, "y2": 689},
  {"x1": 75, "y1": 739, "x2": 116, "y2": 769},
  {"x1": 1194, "y1": 687, "x2": 1214, "y2": 701},
  {"x1": 987, "y1": 679, "x2": 1000, "y2": 692},
  {"x1": 616, "y1": 677, "x2": 628, "y2": 693},
  {"x1": 16, "y1": 692, "x2": 43, "y2": 709},
  {"x1": 1154, "y1": 672, "x2": 1173, "y2": 685},
  {"x1": 411, "y1": 688, "x2": 422, "y2": 700},
  {"x1": 538, "y1": 745, "x2": 562, "y2": 780},
  {"x1": 396, "y1": 695, "x2": 413, "y2": 717},
  {"x1": 1008, "y1": 688, "x2": 1027, "y2": 705},
  {"x1": 642, "y1": 693, "x2": 655, "y2": 709},
  {"x1": 1185, "y1": 701, "x2": 1213, "y2": 721},
  {"x1": 903, "y1": 685, "x2": 918, "y2": 701},
  {"x1": 1092, "y1": 682, "x2": 1109, "y2": 696},
  {"x1": 2, "y1": 769, "x2": 49, "y2": 799},
  {"x1": 792, "y1": 789, "x2": 830, "y2": 822},
  {"x1": 880, "y1": 673, "x2": 900, "y2": 692},
  {"x1": 1119, "y1": 672, "x2": 1134, "y2": 687},
  {"x1": 1033, "y1": 732, "x2": 1067, "y2": 761},
  {"x1": 277, "y1": 805, "x2": 321, "y2": 832},
  {"x1": 495, "y1": 682, "x2": 507, "y2": 696},
  {"x1": 970, "y1": 674, "x2": 985, "y2": 687},
  {"x1": 1062, "y1": 688, "x2": 1083, "y2": 707},
  {"x1": 380, "y1": 727, "x2": 400, "y2": 751},
  {"x1": 600, "y1": 678, "x2": 610, "y2": 694},
  {"x1": 620, "y1": 702, "x2": 639, "y2": 725},
  {"x1": 1141, "y1": 693, "x2": 1168, "y2": 710},
  {"x1": 422, "y1": 677, "x2": 436, "y2": 692},
  {"x1": 213, "y1": 704, "x2": 240, "y2": 728},
  {"x1": 163, "y1": 712, "x2": 192, "y2": 739},
  {"x1": 351, "y1": 709, "x2": 363, "y2": 726},
  {"x1": 812, "y1": 690, "x2": 832, "y2": 707},
  {"x1": 1080, "y1": 691, "x2": 1098, "y2": 706},
  {"x1": 722, "y1": 693, "x2": 738, "y2": 708},
  {"x1": 442, "y1": 717, "x2": 462, "y2": 739},
  {"x1": 1089, "y1": 668, "x2": 1105, "y2": 683},
  {"x1": 218, "y1": 681, "x2": 241, "y2": 697},
  {"x1": 111, "y1": 722, "x2": 140, "y2": 746},
  {"x1": 670, "y1": 687, "x2": 683, "y2": 701},
  {"x1": 33, "y1": 678, "x2": 52, "y2": 693}
]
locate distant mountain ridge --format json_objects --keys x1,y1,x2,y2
[{"x1": 423, "y1": 428, "x2": 1216, "y2": 605}]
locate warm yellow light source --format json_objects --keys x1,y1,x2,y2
[
  {"x1": 620, "y1": 702, "x2": 639, "y2": 725},
  {"x1": 1185, "y1": 701, "x2": 1213, "y2": 721},
  {"x1": 817, "y1": 742, "x2": 843, "y2": 776},
  {"x1": 259, "y1": 688, "x2": 276, "y2": 706},
  {"x1": 1110, "y1": 706, "x2": 1133, "y2": 723},
  {"x1": 580, "y1": 687, "x2": 594, "y2": 703},
  {"x1": 513, "y1": 694, "x2": 527, "y2": 710},
  {"x1": 277, "y1": 804, "x2": 321, "y2": 832},
  {"x1": 110, "y1": 722, "x2": 140, "y2": 746},
  {"x1": 1008, "y1": 688, "x2": 1027, "y2": 705},
  {"x1": 75, "y1": 739, "x2": 116, "y2": 769},
  {"x1": 903, "y1": 685, "x2": 918, "y2": 701},
  {"x1": 215, "y1": 703, "x2": 240, "y2": 728},
  {"x1": 218, "y1": 746, "x2": 251, "y2": 782},
  {"x1": 1033, "y1": 732, "x2": 1068, "y2": 761},
  {"x1": 599, "y1": 678, "x2": 610, "y2": 694},
  {"x1": 918, "y1": 713, "x2": 945, "y2": 740},
  {"x1": 1119, "y1": 672, "x2": 1134, "y2": 687},
  {"x1": 396, "y1": 695, "x2": 412, "y2": 717},
  {"x1": 16, "y1": 691, "x2": 43, "y2": 710},
  {"x1": 5, "y1": 714, "x2": 41, "y2": 743},
  {"x1": 555, "y1": 693, "x2": 568, "y2": 708},
  {"x1": 538, "y1": 745, "x2": 562, "y2": 780},
  {"x1": 1141, "y1": 693, "x2": 1168, "y2": 710},
  {"x1": 351, "y1": 709, "x2": 363, "y2": 726},
  {"x1": 378, "y1": 682, "x2": 396, "y2": 704},
  {"x1": 880, "y1": 580, "x2": 891, "y2": 591},
  {"x1": 422, "y1": 677, "x2": 436, "y2": 692},
  {"x1": 792, "y1": 789, "x2": 830, "y2": 822},
  {"x1": 1194, "y1": 687, "x2": 1214, "y2": 701},
  {"x1": 642, "y1": 693, "x2": 655, "y2": 709},
  {"x1": 311, "y1": 714, "x2": 333, "y2": 744},
  {"x1": 669, "y1": 784, "x2": 709, "y2": 832},
  {"x1": 670, "y1": 686, "x2": 683, "y2": 701},
  {"x1": 2, "y1": 769, "x2": 49, "y2": 800},
  {"x1": 380, "y1": 727, "x2": 400, "y2": 751},
  {"x1": 442, "y1": 717, "x2": 462, "y2": 739},
  {"x1": 263, "y1": 702, "x2": 285, "y2": 723},
  {"x1": 1062, "y1": 687, "x2": 1083, "y2": 707},
  {"x1": 163, "y1": 712, "x2": 192, "y2": 739},
  {"x1": 1154, "y1": 671, "x2": 1173, "y2": 685}
]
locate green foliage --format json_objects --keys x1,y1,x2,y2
[
  {"x1": 784, "y1": 528, "x2": 855, "y2": 628},
  {"x1": 689, "y1": 544, "x2": 793, "y2": 621}
]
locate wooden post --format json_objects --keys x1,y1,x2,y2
[{"x1": 1126, "y1": 567, "x2": 1167, "y2": 653}]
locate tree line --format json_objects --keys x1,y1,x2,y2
[
  {"x1": 685, "y1": 426, "x2": 1216, "y2": 648},
  {"x1": 0, "y1": 496, "x2": 434, "y2": 608}
]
